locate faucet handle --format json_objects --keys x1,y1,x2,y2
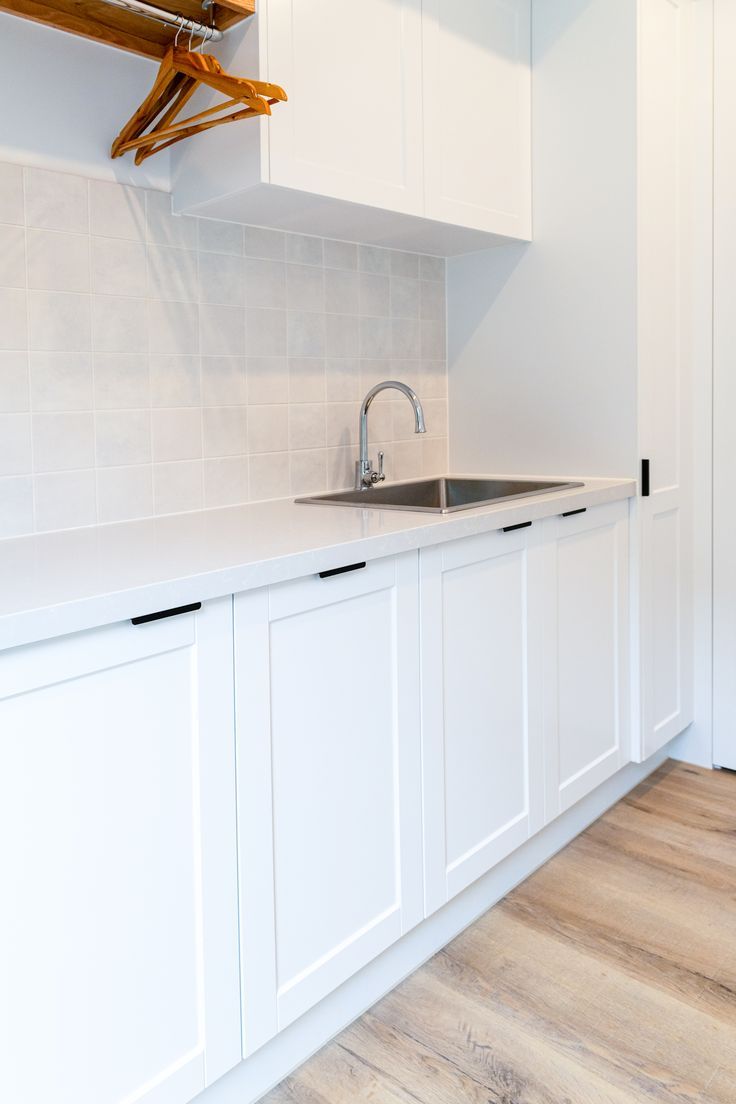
[{"x1": 377, "y1": 451, "x2": 385, "y2": 482}]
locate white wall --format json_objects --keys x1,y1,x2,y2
[
  {"x1": 0, "y1": 14, "x2": 170, "y2": 189},
  {"x1": 448, "y1": 0, "x2": 638, "y2": 479}
]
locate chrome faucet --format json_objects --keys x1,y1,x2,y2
[{"x1": 356, "y1": 380, "x2": 427, "y2": 490}]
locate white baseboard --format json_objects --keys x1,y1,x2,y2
[{"x1": 199, "y1": 746, "x2": 673, "y2": 1104}]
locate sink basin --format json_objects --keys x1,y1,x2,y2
[{"x1": 296, "y1": 476, "x2": 584, "y2": 514}]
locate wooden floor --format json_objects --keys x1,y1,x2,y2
[{"x1": 263, "y1": 761, "x2": 736, "y2": 1104}]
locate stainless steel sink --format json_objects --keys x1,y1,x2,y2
[{"x1": 296, "y1": 476, "x2": 584, "y2": 514}]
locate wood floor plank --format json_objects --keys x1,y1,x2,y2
[{"x1": 262, "y1": 762, "x2": 736, "y2": 1104}]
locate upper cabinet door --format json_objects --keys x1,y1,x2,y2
[
  {"x1": 235, "y1": 553, "x2": 423, "y2": 1056},
  {"x1": 266, "y1": 0, "x2": 424, "y2": 214},
  {"x1": 0, "y1": 600, "x2": 241, "y2": 1104},
  {"x1": 422, "y1": 0, "x2": 532, "y2": 237}
]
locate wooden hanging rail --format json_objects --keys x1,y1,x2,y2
[{"x1": 0, "y1": 0, "x2": 255, "y2": 58}]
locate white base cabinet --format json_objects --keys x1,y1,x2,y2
[
  {"x1": 0, "y1": 600, "x2": 240, "y2": 1104},
  {"x1": 234, "y1": 553, "x2": 423, "y2": 1057},
  {"x1": 420, "y1": 500, "x2": 630, "y2": 916},
  {"x1": 0, "y1": 498, "x2": 634, "y2": 1101}
]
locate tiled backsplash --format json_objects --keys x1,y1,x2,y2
[{"x1": 0, "y1": 162, "x2": 448, "y2": 537}]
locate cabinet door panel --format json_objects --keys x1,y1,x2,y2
[
  {"x1": 637, "y1": 0, "x2": 693, "y2": 758},
  {"x1": 545, "y1": 504, "x2": 630, "y2": 816},
  {"x1": 421, "y1": 527, "x2": 544, "y2": 916},
  {"x1": 422, "y1": 0, "x2": 531, "y2": 236},
  {"x1": 235, "y1": 553, "x2": 422, "y2": 1054},
  {"x1": 0, "y1": 602, "x2": 240, "y2": 1104},
  {"x1": 267, "y1": 0, "x2": 423, "y2": 214}
]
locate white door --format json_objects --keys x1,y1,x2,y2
[
  {"x1": 420, "y1": 523, "x2": 544, "y2": 917},
  {"x1": 266, "y1": 0, "x2": 424, "y2": 215},
  {"x1": 713, "y1": 0, "x2": 736, "y2": 769},
  {"x1": 422, "y1": 0, "x2": 532, "y2": 237},
  {"x1": 636, "y1": 0, "x2": 694, "y2": 760},
  {"x1": 234, "y1": 553, "x2": 423, "y2": 1055},
  {"x1": 0, "y1": 600, "x2": 240, "y2": 1104},
  {"x1": 543, "y1": 503, "x2": 630, "y2": 817}
]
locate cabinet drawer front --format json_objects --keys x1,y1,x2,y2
[{"x1": 268, "y1": 554, "x2": 397, "y2": 619}]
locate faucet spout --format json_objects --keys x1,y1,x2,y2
[{"x1": 356, "y1": 380, "x2": 427, "y2": 490}]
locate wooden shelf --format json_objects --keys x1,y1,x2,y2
[{"x1": 0, "y1": 0, "x2": 255, "y2": 59}]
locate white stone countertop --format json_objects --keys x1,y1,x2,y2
[{"x1": 0, "y1": 474, "x2": 636, "y2": 651}]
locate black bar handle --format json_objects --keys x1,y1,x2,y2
[
  {"x1": 502, "y1": 521, "x2": 532, "y2": 533},
  {"x1": 132, "y1": 602, "x2": 201, "y2": 626},
  {"x1": 561, "y1": 507, "x2": 587, "y2": 518},
  {"x1": 319, "y1": 561, "x2": 367, "y2": 579},
  {"x1": 641, "y1": 458, "x2": 650, "y2": 497}
]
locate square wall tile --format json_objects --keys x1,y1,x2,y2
[
  {"x1": 245, "y1": 259, "x2": 286, "y2": 309},
  {"x1": 198, "y1": 219, "x2": 243, "y2": 256},
  {"x1": 202, "y1": 406, "x2": 247, "y2": 457},
  {"x1": 202, "y1": 356, "x2": 246, "y2": 406},
  {"x1": 204, "y1": 457, "x2": 248, "y2": 508},
  {"x1": 0, "y1": 475, "x2": 33, "y2": 537},
  {"x1": 33, "y1": 411, "x2": 95, "y2": 472},
  {"x1": 147, "y1": 191, "x2": 197, "y2": 249},
  {"x1": 97, "y1": 464, "x2": 153, "y2": 524},
  {"x1": 150, "y1": 354, "x2": 200, "y2": 407},
  {"x1": 0, "y1": 351, "x2": 29, "y2": 411},
  {"x1": 29, "y1": 291, "x2": 90, "y2": 352},
  {"x1": 286, "y1": 233, "x2": 323, "y2": 267},
  {"x1": 31, "y1": 352, "x2": 93, "y2": 411},
  {"x1": 153, "y1": 460, "x2": 203, "y2": 514},
  {"x1": 248, "y1": 452, "x2": 289, "y2": 500},
  {"x1": 90, "y1": 180, "x2": 146, "y2": 241},
  {"x1": 34, "y1": 469, "x2": 97, "y2": 532},
  {"x1": 0, "y1": 288, "x2": 27, "y2": 349},
  {"x1": 0, "y1": 164, "x2": 24, "y2": 225},
  {"x1": 0, "y1": 413, "x2": 32, "y2": 475},
  {"x1": 95, "y1": 410, "x2": 151, "y2": 467},
  {"x1": 27, "y1": 229, "x2": 89, "y2": 293},
  {"x1": 25, "y1": 168, "x2": 88, "y2": 233},
  {"x1": 199, "y1": 251, "x2": 244, "y2": 307},
  {"x1": 152, "y1": 407, "x2": 202, "y2": 462},
  {"x1": 0, "y1": 225, "x2": 26, "y2": 288},
  {"x1": 92, "y1": 237, "x2": 147, "y2": 298},
  {"x1": 92, "y1": 296, "x2": 147, "y2": 354},
  {"x1": 248, "y1": 404, "x2": 288, "y2": 454},
  {"x1": 148, "y1": 299, "x2": 199, "y2": 355},
  {"x1": 247, "y1": 356, "x2": 289, "y2": 404},
  {"x1": 244, "y1": 226, "x2": 286, "y2": 260},
  {"x1": 94, "y1": 353, "x2": 149, "y2": 410},
  {"x1": 148, "y1": 243, "x2": 198, "y2": 303}
]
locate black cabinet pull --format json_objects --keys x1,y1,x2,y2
[
  {"x1": 318, "y1": 562, "x2": 367, "y2": 579},
  {"x1": 502, "y1": 521, "x2": 532, "y2": 533},
  {"x1": 641, "y1": 458, "x2": 650, "y2": 497},
  {"x1": 132, "y1": 602, "x2": 201, "y2": 626},
  {"x1": 561, "y1": 507, "x2": 587, "y2": 518}
]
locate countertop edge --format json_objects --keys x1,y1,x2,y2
[{"x1": 0, "y1": 477, "x2": 636, "y2": 652}]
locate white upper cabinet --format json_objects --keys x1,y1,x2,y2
[
  {"x1": 267, "y1": 0, "x2": 424, "y2": 214},
  {"x1": 422, "y1": 0, "x2": 532, "y2": 238},
  {"x1": 420, "y1": 523, "x2": 544, "y2": 916},
  {"x1": 172, "y1": 0, "x2": 531, "y2": 253},
  {"x1": 234, "y1": 553, "x2": 423, "y2": 1056},
  {"x1": 0, "y1": 601, "x2": 240, "y2": 1104}
]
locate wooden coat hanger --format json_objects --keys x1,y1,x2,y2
[{"x1": 111, "y1": 26, "x2": 287, "y2": 164}]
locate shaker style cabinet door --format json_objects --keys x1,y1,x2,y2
[
  {"x1": 234, "y1": 553, "x2": 423, "y2": 1056},
  {"x1": 266, "y1": 0, "x2": 424, "y2": 214},
  {"x1": 542, "y1": 502, "x2": 630, "y2": 818},
  {"x1": 420, "y1": 524, "x2": 545, "y2": 917},
  {"x1": 421, "y1": 0, "x2": 532, "y2": 237},
  {"x1": 0, "y1": 600, "x2": 241, "y2": 1104}
]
